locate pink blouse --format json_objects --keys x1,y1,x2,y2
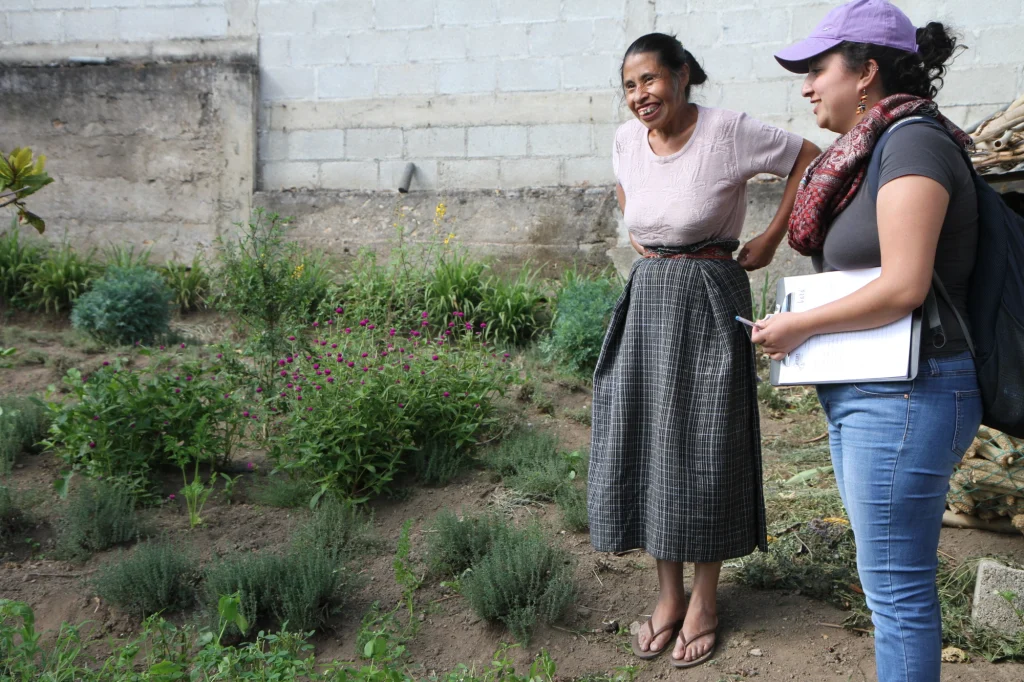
[{"x1": 613, "y1": 106, "x2": 802, "y2": 248}]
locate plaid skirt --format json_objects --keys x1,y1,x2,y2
[{"x1": 588, "y1": 246, "x2": 767, "y2": 563}]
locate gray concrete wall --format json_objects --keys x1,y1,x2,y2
[{"x1": 0, "y1": 58, "x2": 258, "y2": 262}]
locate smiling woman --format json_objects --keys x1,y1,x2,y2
[{"x1": 587, "y1": 32, "x2": 820, "y2": 671}]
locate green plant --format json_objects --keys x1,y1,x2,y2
[
  {"x1": 203, "y1": 548, "x2": 347, "y2": 634},
  {"x1": 564, "y1": 405, "x2": 592, "y2": 426},
  {"x1": 293, "y1": 495, "x2": 380, "y2": 561},
  {"x1": 485, "y1": 430, "x2": 579, "y2": 502},
  {"x1": 393, "y1": 519, "x2": 421, "y2": 616},
  {"x1": 160, "y1": 253, "x2": 210, "y2": 313},
  {"x1": 426, "y1": 509, "x2": 509, "y2": 578},
  {"x1": 0, "y1": 347, "x2": 15, "y2": 368},
  {"x1": 478, "y1": 266, "x2": 547, "y2": 346},
  {"x1": 461, "y1": 524, "x2": 576, "y2": 643},
  {"x1": 424, "y1": 251, "x2": 488, "y2": 325},
  {"x1": 0, "y1": 486, "x2": 32, "y2": 552},
  {"x1": 0, "y1": 228, "x2": 44, "y2": 307},
  {"x1": 249, "y1": 475, "x2": 317, "y2": 508},
  {"x1": 269, "y1": 315, "x2": 511, "y2": 502},
  {"x1": 555, "y1": 486, "x2": 589, "y2": 532},
  {"x1": 541, "y1": 270, "x2": 621, "y2": 375},
  {"x1": 219, "y1": 472, "x2": 242, "y2": 504},
  {"x1": 93, "y1": 538, "x2": 195, "y2": 616},
  {"x1": 24, "y1": 243, "x2": 99, "y2": 314},
  {"x1": 215, "y1": 209, "x2": 330, "y2": 390},
  {"x1": 0, "y1": 147, "x2": 53, "y2": 233},
  {"x1": 55, "y1": 479, "x2": 140, "y2": 561},
  {"x1": 180, "y1": 463, "x2": 215, "y2": 528},
  {"x1": 0, "y1": 395, "x2": 47, "y2": 475},
  {"x1": 752, "y1": 271, "x2": 779, "y2": 322},
  {"x1": 44, "y1": 353, "x2": 247, "y2": 498},
  {"x1": 102, "y1": 244, "x2": 152, "y2": 270},
  {"x1": 71, "y1": 266, "x2": 173, "y2": 346}
]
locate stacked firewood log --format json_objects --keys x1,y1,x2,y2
[
  {"x1": 969, "y1": 93, "x2": 1024, "y2": 174},
  {"x1": 947, "y1": 427, "x2": 1024, "y2": 534}
]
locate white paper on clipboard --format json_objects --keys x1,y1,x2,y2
[{"x1": 769, "y1": 268, "x2": 920, "y2": 386}]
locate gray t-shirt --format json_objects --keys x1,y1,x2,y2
[{"x1": 812, "y1": 124, "x2": 978, "y2": 357}]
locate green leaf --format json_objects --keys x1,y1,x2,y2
[
  {"x1": 784, "y1": 465, "x2": 833, "y2": 485},
  {"x1": 54, "y1": 471, "x2": 74, "y2": 499},
  {"x1": 20, "y1": 210, "x2": 45, "y2": 234}
]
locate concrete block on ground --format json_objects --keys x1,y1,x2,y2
[{"x1": 973, "y1": 559, "x2": 1024, "y2": 635}]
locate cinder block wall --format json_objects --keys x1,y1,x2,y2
[{"x1": 5, "y1": 1, "x2": 1022, "y2": 194}]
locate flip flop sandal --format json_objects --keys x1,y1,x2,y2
[
  {"x1": 671, "y1": 626, "x2": 718, "y2": 669},
  {"x1": 630, "y1": 618, "x2": 683, "y2": 660}
]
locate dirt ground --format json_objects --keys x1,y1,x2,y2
[{"x1": 2, "y1": 315, "x2": 1024, "y2": 681}]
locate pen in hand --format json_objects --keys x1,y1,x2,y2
[{"x1": 735, "y1": 315, "x2": 764, "y2": 330}]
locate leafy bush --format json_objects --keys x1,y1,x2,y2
[
  {"x1": 204, "y1": 549, "x2": 347, "y2": 633},
  {"x1": 0, "y1": 229, "x2": 43, "y2": 307},
  {"x1": 461, "y1": 524, "x2": 576, "y2": 643},
  {"x1": 292, "y1": 496, "x2": 380, "y2": 561},
  {"x1": 541, "y1": 270, "x2": 621, "y2": 375},
  {"x1": 0, "y1": 396, "x2": 47, "y2": 474},
  {"x1": 425, "y1": 509, "x2": 509, "y2": 578},
  {"x1": 478, "y1": 266, "x2": 547, "y2": 346},
  {"x1": 269, "y1": 315, "x2": 512, "y2": 501},
  {"x1": 215, "y1": 209, "x2": 331, "y2": 390},
  {"x1": 71, "y1": 266, "x2": 173, "y2": 346},
  {"x1": 44, "y1": 353, "x2": 246, "y2": 497},
  {"x1": 160, "y1": 254, "x2": 210, "y2": 313},
  {"x1": 24, "y1": 243, "x2": 99, "y2": 314},
  {"x1": 424, "y1": 252, "x2": 488, "y2": 325},
  {"x1": 0, "y1": 147, "x2": 53, "y2": 232},
  {"x1": 321, "y1": 249, "x2": 429, "y2": 335},
  {"x1": 56, "y1": 479, "x2": 140, "y2": 561},
  {"x1": 93, "y1": 539, "x2": 195, "y2": 616}
]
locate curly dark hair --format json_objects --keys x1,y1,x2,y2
[
  {"x1": 621, "y1": 32, "x2": 708, "y2": 100},
  {"x1": 833, "y1": 22, "x2": 965, "y2": 99}
]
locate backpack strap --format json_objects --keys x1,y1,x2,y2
[{"x1": 867, "y1": 115, "x2": 975, "y2": 354}]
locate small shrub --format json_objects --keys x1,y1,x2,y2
[
  {"x1": 0, "y1": 486, "x2": 31, "y2": 551},
  {"x1": 426, "y1": 509, "x2": 509, "y2": 578},
  {"x1": 102, "y1": 244, "x2": 152, "y2": 270},
  {"x1": 293, "y1": 496, "x2": 380, "y2": 561},
  {"x1": 486, "y1": 430, "x2": 580, "y2": 502},
  {"x1": 0, "y1": 229, "x2": 43, "y2": 308},
  {"x1": 56, "y1": 479, "x2": 140, "y2": 561},
  {"x1": 0, "y1": 396, "x2": 48, "y2": 474},
  {"x1": 93, "y1": 539, "x2": 195, "y2": 616},
  {"x1": 461, "y1": 524, "x2": 577, "y2": 643},
  {"x1": 71, "y1": 266, "x2": 172, "y2": 346},
  {"x1": 160, "y1": 253, "x2": 210, "y2": 313},
  {"x1": 24, "y1": 243, "x2": 99, "y2": 314},
  {"x1": 249, "y1": 475, "x2": 317, "y2": 508},
  {"x1": 541, "y1": 271, "x2": 621, "y2": 375},
  {"x1": 409, "y1": 440, "x2": 470, "y2": 486},
  {"x1": 204, "y1": 548, "x2": 347, "y2": 633},
  {"x1": 556, "y1": 486, "x2": 589, "y2": 532},
  {"x1": 44, "y1": 354, "x2": 246, "y2": 497},
  {"x1": 564, "y1": 405, "x2": 592, "y2": 426},
  {"x1": 424, "y1": 252, "x2": 488, "y2": 325},
  {"x1": 321, "y1": 249, "x2": 428, "y2": 334}
]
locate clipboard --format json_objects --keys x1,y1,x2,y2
[{"x1": 768, "y1": 268, "x2": 922, "y2": 386}]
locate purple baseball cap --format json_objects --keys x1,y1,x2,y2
[{"x1": 775, "y1": 0, "x2": 918, "y2": 73}]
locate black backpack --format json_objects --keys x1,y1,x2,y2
[{"x1": 868, "y1": 116, "x2": 1024, "y2": 438}]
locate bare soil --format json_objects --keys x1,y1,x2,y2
[{"x1": 2, "y1": 315, "x2": 1023, "y2": 681}]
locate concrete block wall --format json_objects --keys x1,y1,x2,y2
[{"x1": 4, "y1": 1, "x2": 1023, "y2": 193}]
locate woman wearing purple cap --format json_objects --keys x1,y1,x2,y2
[
  {"x1": 752, "y1": 1, "x2": 983, "y2": 680},
  {"x1": 589, "y1": 33, "x2": 819, "y2": 669}
]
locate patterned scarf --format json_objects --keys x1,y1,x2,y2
[{"x1": 787, "y1": 94, "x2": 974, "y2": 256}]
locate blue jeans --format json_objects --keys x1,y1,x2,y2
[{"x1": 816, "y1": 353, "x2": 983, "y2": 682}]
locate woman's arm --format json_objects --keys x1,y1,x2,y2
[
  {"x1": 738, "y1": 139, "x2": 821, "y2": 271},
  {"x1": 617, "y1": 183, "x2": 645, "y2": 255},
  {"x1": 751, "y1": 174, "x2": 949, "y2": 359}
]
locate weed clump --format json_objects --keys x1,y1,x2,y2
[
  {"x1": 0, "y1": 396, "x2": 47, "y2": 474},
  {"x1": 293, "y1": 496, "x2": 380, "y2": 561},
  {"x1": 93, "y1": 539, "x2": 195, "y2": 616},
  {"x1": 249, "y1": 476, "x2": 317, "y2": 508},
  {"x1": 556, "y1": 486, "x2": 589, "y2": 532},
  {"x1": 56, "y1": 479, "x2": 140, "y2": 561},
  {"x1": 461, "y1": 524, "x2": 576, "y2": 643}
]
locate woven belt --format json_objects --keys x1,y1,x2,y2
[{"x1": 642, "y1": 244, "x2": 734, "y2": 260}]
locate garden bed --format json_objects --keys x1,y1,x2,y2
[{"x1": 3, "y1": 313, "x2": 1024, "y2": 681}]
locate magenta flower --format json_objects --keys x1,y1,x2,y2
[
  {"x1": 335, "y1": 307, "x2": 344, "y2": 314},
  {"x1": 216, "y1": 353, "x2": 223, "y2": 359},
  {"x1": 332, "y1": 343, "x2": 338, "y2": 349},
  {"x1": 102, "y1": 361, "x2": 110, "y2": 366},
  {"x1": 92, "y1": 415, "x2": 99, "y2": 421},
  {"x1": 398, "y1": 402, "x2": 405, "y2": 408},
  {"x1": 465, "y1": 323, "x2": 473, "y2": 330},
  {"x1": 174, "y1": 388, "x2": 181, "y2": 394},
  {"x1": 297, "y1": 395, "x2": 303, "y2": 401},
  {"x1": 247, "y1": 462, "x2": 255, "y2": 471},
  {"x1": 225, "y1": 393, "x2": 232, "y2": 399},
  {"x1": 422, "y1": 311, "x2": 428, "y2": 318},
  {"x1": 288, "y1": 335, "x2": 296, "y2": 341},
  {"x1": 286, "y1": 357, "x2": 293, "y2": 364},
  {"x1": 359, "y1": 319, "x2": 368, "y2": 327},
  {"x1": 313, "y1": 322, "x2": 319, "y2": 328},
  {"x1": 324, "y1": 369, "x2": 331, "y2": 375},
  {"x1": 389, "y1": 328, "x2": 397, "y2": 336},
  {"x1": 315, "y1": 385, "x2": 322, "y2": 391},
  {"x1": 307, "y1": 406, "x2": 314, "y2": 412},
  {"x1": 327, "y1": 377, "x2": 334, "y2": 383},
  {"x1": 432, "y1": 355, "x2": 439, "y2": 361},
  {"x1": 88, "y1": 441, "x2": 97, "y2": 448},
  {"x1": 180, "y1": 343, "x2": 186, "y2": 349},
  {"x1": 348, "y1": 361, "x2": 355, "y2": 367},
  {"x1": 362, "y1": 366, "x2": 369, "y2": 372},
  {"x1": 480, "y1": 322, "x2": 486, "y2": 328},
  {"x1": 280, "y1": 370, "x2": 288, "y2": 377},
  {"x1": 313, "y1": 363, "x2": 320, "y2": 369},
  {"x1": 159, "y1": 345, "x2": 166, "y2": 350},
  {"x1": 403, "y1": 364, "x2": 410, "y2": 371},
  {"x1": 279, "y1": 359, "x2": 287, "y2": 366},
  {"x1": 185, "y1": 375, "x2": 193, "y2": 382},
  {"x1": 368, "y1": 324, "x2": 376, "y2": 330},
  {"x1": 256, "y1": 387, "x2": 263, "y2": 393},
  {"x1": 381, "y1": 351, "x2": 388, "y2": 357},
  {"x1": 344, "y1": 328, "x2": 351, "y2": 334},
  {"x1": 443, "y1": 391, "x2": 450, "y2": 397},
  {"x1": 321, "y1": 340, "x2": 328, "y2": 346},
  {"x1": 242, "y1": 411, "x2": 250, "y2": 418},
  {"x1": 361, "y1": 352, "x2": 368, "y2": 358},
  {"x1": 337, "y1": 356, "x2": 344, "y2": 363},
  {"x1": 421, "y1": 320, "x2": 429, "y2": 327},
  {"x1": 287, "y1": 383, "x2": 293, "y2": 388},
  {"x1": 168, "y1": 494, "x2": 176, "y2": 500}
]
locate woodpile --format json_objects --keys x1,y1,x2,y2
[
  {"x1": 947, "y1": 427, "x2": 1024, "y2": 534},
  {"x1": 969, "y1": 93, "x2": 1024, "y2": 174}
]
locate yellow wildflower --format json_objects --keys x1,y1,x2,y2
[
  {"x1": 822, "y1": 517, "x2": 849, "y2": 525},
  {"x1": 436, "y1": 202, "x2": 447, "y2": 220},
  {"x1": 291, "y1": 263, "x2": 305, "y2": 280},
  {"x1": 444, "y1": 232, "x2": 455, "y2": 245}
]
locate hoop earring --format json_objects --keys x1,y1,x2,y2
[{"x1": 857, "y1": 90, "x2": 868, "y2": 115}]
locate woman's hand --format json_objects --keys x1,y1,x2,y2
[
  {"x1": 737, "y1": 232, "x2": 778, "y2": 271},
  {"x1": 750, "y1": 312, "x2": 813, "y2": 361}
]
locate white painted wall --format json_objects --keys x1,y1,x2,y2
[{"x1": 3, "y1": 0, "x2": 1023, "y2": 192}]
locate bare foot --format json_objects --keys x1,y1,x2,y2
[
  {"x1": 636, "y1": 598, "x2": 687, "y2": 653},
  {"x1": 673, "y1": 604, "x2": 717, "y2": 663}
]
